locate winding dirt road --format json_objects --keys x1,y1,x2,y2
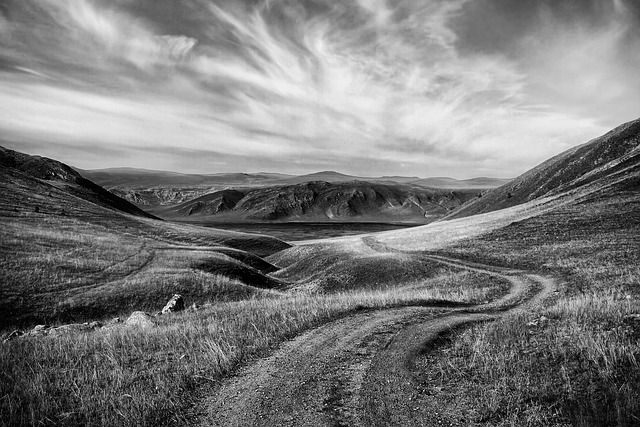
[{"x1": 198, "y1": 244, "x2": 559, "y2": 427}]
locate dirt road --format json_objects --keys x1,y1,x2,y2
[{"x1": 198, "y1": 246, "x2": 559, "y2": 426}]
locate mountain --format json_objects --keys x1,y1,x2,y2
[
  {"x1": 80, "y1": 168, "x2": 292, "y2": 188},
  {"x1": 84, "y1": 168, "x2": 505, "y2": 208},
  {"x1": 445, "y1": 118, "x2": 640, "y2": 220},
  {"x1": 0, "y1": 146, "x2": 156, "y2": 218},
  {"x1": 155, "y1": 181, "x2": 479, "y2": 223}
]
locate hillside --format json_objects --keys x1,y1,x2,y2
[
  {"x1": 0, "y1": 147, "x2": 290, "y2": 328},
  {"x1": 0, "y1": 146, "x2": 156, "y2": 219},
  {"x1": 445, "y1": 117, "x2": 640, "y2": 219},
  {"x1": 154, "y1": 181, "x2": 479, "y2": 223}
]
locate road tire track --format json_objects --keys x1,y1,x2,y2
[{"x1": 198, "y1": 238, "x2": 559, "y2": 427}]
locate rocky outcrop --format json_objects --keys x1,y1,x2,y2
[
  {"x1": 2, "y1": 322, "x2": 103, "y2": 342},
  {"x1": 125, "y1": 311, "x2": 156, "y2": 329},
  {"x1": 2, "y1": 296, "x2": 191, "y2": 342},
  {"x1": 161, "y1": 294, "x2": 185, "y2": 314}
]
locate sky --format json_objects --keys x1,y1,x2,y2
[{"x1": 0, "y1": 0, "x2": 639, "y2": 178}]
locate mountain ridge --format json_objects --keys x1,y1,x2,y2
[
  {"x1": 153, "y1": 180, "x2": 480, "y2": 223},
  {"x1": 444, "y1": 117, "x2": 640, "y2": 220},
  {"x1": 0, "y1": 146, "x2": 157, "y2": 219}
]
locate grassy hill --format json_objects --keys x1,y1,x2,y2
[
  {"x1": 0, "y1": 148, "x2": 290, "y2": 328},
  {"x1": 445, "y1": 117, "x2": 640, "y2": 219}
]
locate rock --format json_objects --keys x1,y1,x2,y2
[
  {"x1": 28, "y1": 324, "x2": 48, "y2": 336},
  {"x1": 47, "y1": 323, "x2": 92, "y2": 336},
  {"x1": 2, "y1": 330, "x2": 23, "y2": 343},
  {"x1": 161, "y1": 294, "x2": 185, "y2": 315},
  {"x1": 125, "y1": 311, "x2": 155, "y2": 329}
]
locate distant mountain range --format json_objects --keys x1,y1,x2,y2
[
  {"x1": 78, "y1": 168, "x2": 506, "y2": 223},
  {"x1": 81, "y1": 168, "x2": 510, "y2": 192}
]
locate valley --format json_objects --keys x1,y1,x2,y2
[
  {"x1": 84, "y1": 169, "x2": 503, "y2": 225},
  {"x1": 1, "y1": 118, "x2": 639, "y2": 426}
]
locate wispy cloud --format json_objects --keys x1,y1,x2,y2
[{"x1": 0, "y1": 0, "x2": 638, "y2": 177}]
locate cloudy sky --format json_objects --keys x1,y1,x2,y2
[{"x1": 0, "y1": 0, "x2": 639, "y2": 178}]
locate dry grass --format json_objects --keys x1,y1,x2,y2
[
  {"x1": 419, "y1": 290, "x2": 640, "y2": 426},
  {"x1": 0, "y1": 216, "x2": 286, "y2": 328},
  {"x1": 412, "y1": 191, "x2": 640, "y2": 425},
  {"x1": 0, "y1": 269, "x2": 503, "y2": 427}
]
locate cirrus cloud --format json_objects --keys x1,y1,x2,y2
[{"x1": 0, "y1": 0, "x2": 638, "y2": 177}]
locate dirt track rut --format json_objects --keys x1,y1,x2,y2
[{"x1": 198, "y1": 241, "x2": 559, "y2": 426}]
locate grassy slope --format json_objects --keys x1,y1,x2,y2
[
  {"x1": 265, "y1": 147, "x2": 640, "y2": 425},
  {"x1": 413, "y1": 179, "x2": 640, "y2": 426},
  {"x1": 0, "y1": 160, "x2": 290, "y2": 328},
  {"x1": 371, "y1": 141, "x2": 639, "y2": 425},
  {"x1": 445, "y1": 116, "x2": 640, "y2": 220}
]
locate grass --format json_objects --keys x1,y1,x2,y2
[
  {"x1": 0, "y1": 215, "x2": 287, "y2": 328},
  {"x1": 419, "y1": 291, "x2": 640, "y2": 426},
  {"x1": 411, "y1": 189, "x2": 640, "y2": 425},
  {"x1": 0, "y1": 268, "x2": 504, "y2": 427}
]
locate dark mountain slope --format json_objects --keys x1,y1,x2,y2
[
  {"x1": 156, "y1": 181, "x2": 479, "y2": 223},
  {"x1": 446, "y1": 117, "x2": 640, "y2": 219},
  {"x1": 1, "y1": 146, "x2": 156, "y2": 218},
  {"x1": 161, "y1": 189, "x2": 245, "y2": 216}
]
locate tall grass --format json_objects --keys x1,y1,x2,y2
[
  {"x1": 0, "y1": 270, "x2": 503, "y2": 426},
  {"x1": 414, "y1": 196, "x2": 640, "y2": 425},
  {"x1": 420, "y1": 290, "x2": 640, "y2": 426}
]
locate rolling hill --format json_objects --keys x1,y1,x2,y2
[
  {"x1": 0, "y1": 147, "x2": 290, "y2": 328},
  {"x1": 445, "y1": 117, "x2": 640, "y2": 219},
  {"x1": 1, "y1": 146, "x2": 156, "y2": 219}
]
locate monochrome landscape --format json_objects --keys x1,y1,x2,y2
[{"x1": 1, "y1": 1, "x2": 639, "y2": 426}]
